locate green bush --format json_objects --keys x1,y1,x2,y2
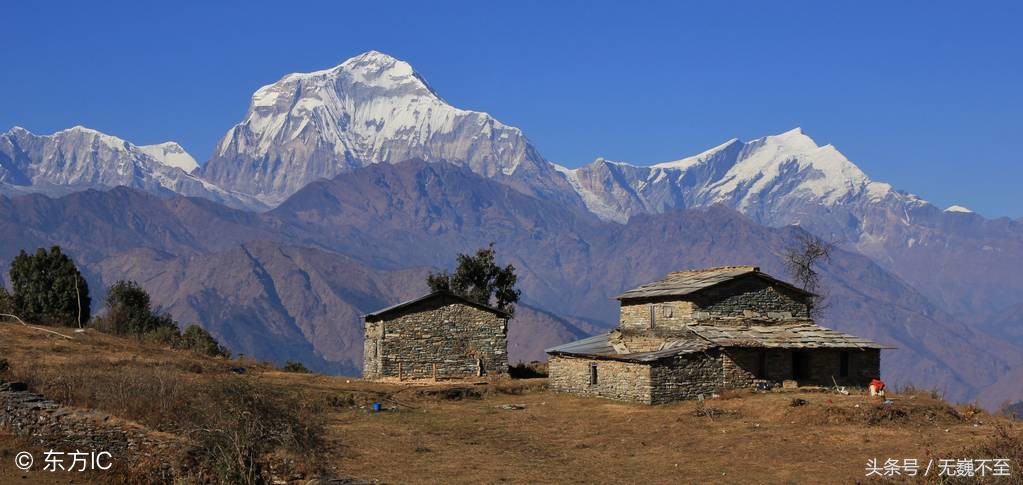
[
  {"x1": 94, "y1": 280, "x2": 177, "y2": 336},
  {"x1": 9, "y1": 246, "x2": 91, "y2": 326},
  {"x1": 178, "y1": 325, "x2": 230, "y2": 358},
  {"x1": 90, "y1": 281, "x2": 230, "y2": 358},
  {"x1": 282, "y1": 360, "x2": 311, "y2": 373}
]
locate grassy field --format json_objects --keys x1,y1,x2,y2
[{"x1": 1, "y1": 321, "x2": 1020, "y2": 484}]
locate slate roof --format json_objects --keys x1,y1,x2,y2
[
  {"x1": 616, "y1": 266, "x2": 814, "y2": 301},
  {"x1": 545, "y1": 332, "x2": 713, "y2": 363},
  {"x1": 687, "y1": 323, "x2": 891, "y2": 350},
  {"x1": 546, "y1": 323, "x2": 890, "y2": 363},
  {"x1": 363, "y1": 291, "x2": 511, "y2": 321}
]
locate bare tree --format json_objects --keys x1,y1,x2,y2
[{"x1": 782, "y1": 232, "x2": 833, "y2": 319}]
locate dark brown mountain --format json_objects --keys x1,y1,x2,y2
[{"x1": 0, "y1": 161, "x2": 1018, "y2": 405}]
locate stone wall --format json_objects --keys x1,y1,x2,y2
[
  {"x1": 690, "y1": 276, "x2": 810, "y2": 320},
  {"x1": 619, "y1": 275, "x2": 811, "y2": 332},
  {"x1": 1, "y1": 380, "x2": 184, "y2": 471},
  {"x1": 649, "y1": 351, "x2": 723, "y2": 404},
  {"x1": 619, "y1": 300, "x2": 696, "y2": 331},
  {"x1": 547, "y1": 356, "x2": 653, "y2": 403},
  {"x1": 364, "y1": 298, "x2": 508, "y2": 380}
]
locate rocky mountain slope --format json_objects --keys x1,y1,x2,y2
[
  {"x1": 0, "y1": 126, "x2": 258, "y2": 208},
  {"x1": 0, "y1": 161, "x2": 1018, "y2": 405}
]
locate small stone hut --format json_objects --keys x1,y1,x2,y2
[
  {"x1": 363, "y1": 291, "x2": 511, "y2": 380},
  {"x1": 546, "y1": 266, "x2": 888, "y2": 404}
]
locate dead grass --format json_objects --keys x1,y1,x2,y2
[
  {"x1": 2, "y1": 321, "x2": 1021, "y2": 484},
  {"x1": 0, "y1": 323, "x2": 326, "y2": 483}
]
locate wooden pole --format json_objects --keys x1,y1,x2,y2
[{"x1": 74, "y1": 276, "x2": 82, "y2": 329}]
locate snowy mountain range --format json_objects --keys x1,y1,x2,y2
[
  {"x1": 0, "y1": 125, "x2": 257, "y2": 207},
  {"x1": 1, "y1": 51, "x2": 1020, "y2": 402}
]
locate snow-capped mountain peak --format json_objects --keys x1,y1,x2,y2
[
  {"x1": 0, "y1": 126, "x2": 257, "y2": 208},
  {"x1": 201, "y1": 51, "x2": 569, "y2": 205},
  {"x1": 945, "y1": 205, "x2": 974, "y2": 213},
  {"x1": 138, "y1": 142, "x2": 199, "y2": 173},
  {"x1": 562, "y1": 127, "x2": 902, "y2": 226},
  {"x1": 652, "y1": 138, "x2": 741, "y2": 170}
]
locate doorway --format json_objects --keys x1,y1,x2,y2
[{"x1": 792, "y1": 351, "x2": 809, "y2": 380}]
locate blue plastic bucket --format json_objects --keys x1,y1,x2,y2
[{"x1": 372, "y1": 402, "x2": 382, "y2": 412}]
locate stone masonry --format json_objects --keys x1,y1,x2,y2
[
  {"x1": 548, "y1": 267, "x2": 885, "y2": 404},
  {"x1": 547, "y1": 356, "x2": 654, "y2": 403},
  {"x1": 619, "y1": 275, "x2": 811, "y2": 332},
  {"x1": 364, "y1": 292, "x2": 509, "y2": 380}
]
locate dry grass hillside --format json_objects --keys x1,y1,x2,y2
[{"x1": 1, "y1": 321, "x2": 1020, "y2": 484}]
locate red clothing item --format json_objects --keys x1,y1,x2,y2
[{"x1": 870, "y1": 379, "x2": 885, "y2": 391}]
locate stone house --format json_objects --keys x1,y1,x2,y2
[
  {"x1": 363, "y1": 291, "x2": 511, "y2": 380},
  {"x1": 546, "y1": 266, "x2": 888, "y2": 404}
]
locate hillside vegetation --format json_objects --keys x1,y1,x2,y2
[{"x1": 1, "y1": 321, "x2": 1020, "y2": 484}]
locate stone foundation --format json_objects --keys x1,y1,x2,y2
[{"x1": 549, "y1": 347, "x2": 880, "y2": 404}]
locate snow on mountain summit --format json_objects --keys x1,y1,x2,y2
[
  {"x1": 200, "y1": 51, "x2": 569, "y2": 206},
  {"x1": 138, "y1": 141, "x2": 199, "y2": 172},
  {"x1": 945, "y1": 205, "x2": 974, "y2": 213},
  {"x1": 0, "y1": 126, "x2": 256, "y2": 208},
  {"x1": 562, "y1": 127, "x2": 899, "y2": 224}
]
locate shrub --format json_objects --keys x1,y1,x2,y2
[
  {"x1": 282, "y1": 360, "x2": 310, "y2": 373},
  {"x1": 178, "y1": 325, "x2": 230, "y2": 358},
  {"x1": 509, "y1": 361, "x2": 548, "y2": 378},
  {"x1": 7, "y1": 361, "x2": 324, "y2": 482},
  {"x1": 9, "y1": 246, "x2": 91, "y2": 326},
  {"x1": 186, "y1": 378, "x2": 324, "y2": 483},
  {"x1": 94, "y1": 280, "x2": 177, "y2": 336}
]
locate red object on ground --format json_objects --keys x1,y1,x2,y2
[{"x1": 870, "y1": 378, "x2": 885, "y2": 391}]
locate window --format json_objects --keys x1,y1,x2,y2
[
  {"x1": 839, "y1": 351, "x2": 850, "y2": 378},
  {"x1": 589, "y1": 363, "x2": 598, "y2": 385},
  {"x1": 648, "y1": 304, "x2": 656, "y2": 328},
  {"x1": 661, "y1": 305, "x2": 673, "y2": 318}
]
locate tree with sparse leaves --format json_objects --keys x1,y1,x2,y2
[
  {"x1": 427, "y1": 243, "x2": 520, "y2": 315},
  {"x1": 9, "y1": 246, "x2": 91, "y2": 326},
  {"x1": 782, "y1": 232, "x2": 833, "y2": 319}
]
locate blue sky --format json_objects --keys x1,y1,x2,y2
[{"x1": 3, "y1": 1, "x2": 1020, "y2": 217}]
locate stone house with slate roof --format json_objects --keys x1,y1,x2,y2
[
  {"x1": 363, "y1": 291, "x2": 511, "y2": 380},
  {"x1": 546, "y1": 266, "x2": 888, "y2": 404}
]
